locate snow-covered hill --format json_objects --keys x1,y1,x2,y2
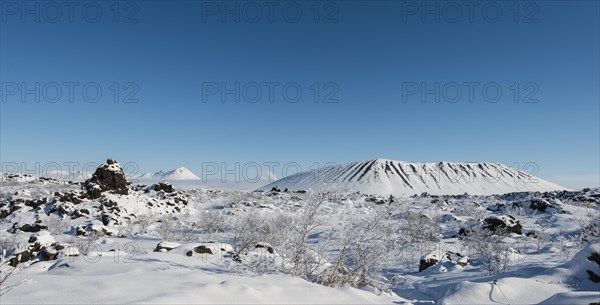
[
  {"x1": 137, "y1": 167, "x2": 200, "y2": 181},
  {"x1": 259, "y1": 159, "x2": 568, "y2": 196}
]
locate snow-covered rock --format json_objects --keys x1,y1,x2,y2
[
  {"x1": 484, "y1": 215, "x2": 522, "y2": 234},
  {"x1": 84, "y1": 159, "x2": 129, "y2": 198}
]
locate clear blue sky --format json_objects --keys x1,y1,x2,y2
[{"x1": 1, "y1": 1, "x2": 598, "y2": 188}]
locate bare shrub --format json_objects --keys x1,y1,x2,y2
[
  {"x1": 576, "y1": 207, "x2": 600, "y2": 247},
  {"x1": 534, "y1": 219, "x2": 551, "y2": 252},
  {"x1": 199, "y1": 211, "x2": 227, "y2": 235},
  {"x1": 0, "y1": 234, "x2": 20, "y2": 260},
  {"x1": 230, "y1": 209, "x2": 272, "y2": 255},
  {"x1": 79, "y1": 231, "x2": 104, "y2": 256},
  {"x1": 463, "y1": 226, "x2": 515, "y2": 274},
  {"x1": 318, "y1": 206, "x2": 398, "y2": 289},
  {"x1": 0, "y1": 261, "x2": 25, "y2": 296},
  {"x1": 399, "y1": 209, "x2": 441, "y2": 248},
  {"x1": 227, "y1": 190, "x2": 329, "y2": 280},
  {"x1": 135, "y1": 214, "x2": 154, "y2": 234},
  {"x1": 156, "y1": 217, "x2": 178, "y2": 241},
  {"x1": 46, "y1": 216, "x2": 71, "y2": 235},
  {"x1": 285, "y1": 191, "x2": 328, "y2": 278}
]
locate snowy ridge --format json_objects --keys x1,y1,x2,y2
[
  {"x1": 1, "y1": 167, "x2": 201, "y2": 183},
  {"x1": 259, "y1": 159, "x2": 568, "y2": 196}
]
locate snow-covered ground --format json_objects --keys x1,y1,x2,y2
[
  {"x1": 3, "y1": 238, "x2": 399, "y2": 304},
  {"x1": 1, "y1": 161, "x2": 599, "y2": 304}
]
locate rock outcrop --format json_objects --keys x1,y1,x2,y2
[{"x1": 84, "y1": 159, "x2": 129, "y2": 199}]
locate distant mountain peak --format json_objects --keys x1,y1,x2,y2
[{"x1": 137, "y1": 167, "x2": 200, "y2": 181}]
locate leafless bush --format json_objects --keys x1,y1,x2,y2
[
  {"x1": 135, "y1": 214, "x2": 154, "y2": 234},
  {"x1": 199, "y1": 211, "x2": 227, "y2": 235},
  {"x1": 452, "y1": 201, "x2": 485, "y2": 218},
  {"x1": 79, "y1": 231, "x2": 104, "y2": 256},
  {"x1": 0, "y1": 234, "x2": 20, "y2": 259},
  {"x1": 399, "y1": 209, "x2": 441, "y2": 248},
  {"x1": 556, "y1": 231, "x2": 577, "y2": 260},
  {"x1": 463, "y1": 226, "x2": 515, "y2": 274},
  {"x1": 230, "y1": 209, "x2": 273, "y2": 255},
  {"x1": 264, "y1": 212, "x2": 295, "y2": 248},
  {"x1": 174, "y1": 225, "x2": 197, "y2": 242},
  {"x1": 46, "y1": 216, "x2": 71, "y2": 235},
  {"x1": 534, "y1": 219, "x2": 551, "y2": 252},
  {"x1": 227, "y1": 190, "x2": 329, "y2": 280},
  {"x1": 156, "y1": 217, "x2": 178, "y2": 241},
  {"x1": 0, "y1": 261, "x2": 25, "y2": 296},
  {"x1": 576, "y1": 207, "x2": 600, "y2": 247},
  {"x1": 285, "y1": 191, "x2": 328, "y2": 278},
  {"x1": 318, "y1": 206, "x2": 398, "y2": 289}
]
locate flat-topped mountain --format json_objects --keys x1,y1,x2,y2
[{"x1": 259, "y1": 159, "x2": 567, "y2": 196}]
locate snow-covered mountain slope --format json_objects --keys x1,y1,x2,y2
[
  {"x1": 259, "y1": 159, "x2": 568, "y2": 196},
  {"x1": 137, "y1": 167, "x2": 200, "y2": 181}
]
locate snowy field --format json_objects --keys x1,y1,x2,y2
[{"x1": 1, "y1": 160, "x2": 599, "y2": 304}]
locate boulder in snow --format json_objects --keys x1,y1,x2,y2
[
  {"x1": 154, "y1": 241, "x2": 181, "y2": 252},
  {"x1": 8, "y1": 250, "x2": 35, "y2": 267},
  {"x1": 484, "y1": 215, "x2": 522, "y2": 235},
  {"x1": 194, "y1": 245, "x2": 214, "y2": 254},
  {"x1": 148, "y1": 182, "x2": 175, "y2": 193},
  {"x1": 255, "y1": 242, "x2": 274, "y2": 254},
  {"x1": 419, "y1": 253, "x2": 439, "y2": 272}
]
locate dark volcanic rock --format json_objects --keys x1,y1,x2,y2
[
  {"x1": 101, "y1": 214, "x2": 112, "y2": 226},
  {"x1": 73, "y1": 224, "x2": 111, "y2": 236},
  {"x1": 255, "y1": 243, "x2": 274, "y2": 254},
  {"x1": 588, "y1": 252, "x2": 600, "y2": 267},
  {"x1": 55, "y1": 191, "x2": 86, "y2": 204},
  {"x1": 40, "y1": 244, "x2": 61, "y2": 261},
  {"x1": 75, "y1": 226, "x2": 88, "y2": 236},
  {"x1": 84, "y1": 159, "x2": 129, "y2": 199},
  {"x1": 587, "y1": 270, "x2": 600, "y2": 283},
  {"x1": 528, "y1": 198, "x2": 551, "y2": 212},
  {"x1": 71, "y1": 208, "x2": 91, "y2": 219},
  {"x1": 365, "y1": 195, "x2": 387, "y2": 205},
  {"x1": 194, "y1": 245, "x2": 214, "y2": 254},
  {"x1": 154, "y1": 242, "x2": 180, "y2": 252},
  {"x1": 24, "y1": 199, "x2": 47, "y2": 209},
  {"x1": 15, "y1": 223, "x2": 48, "y2": 233},
  {"x1": 484, "y1": 215, "x2": 522, "y2": 235},
  {"x1": 419, "y1": 254, "x2": 439, "y2": 272},
  {"x1": 585, "y1": 249, "x2": 600, "y2": 283},
  {"x1": 8, "y1": 250, "x2": 35, "y2": 267},
  {"x1": 153, "y1": 182, "x2": 174, "y2": 193},
  {"x1": 174, "y1": 196, "x2": 188, "y2": 205}
]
